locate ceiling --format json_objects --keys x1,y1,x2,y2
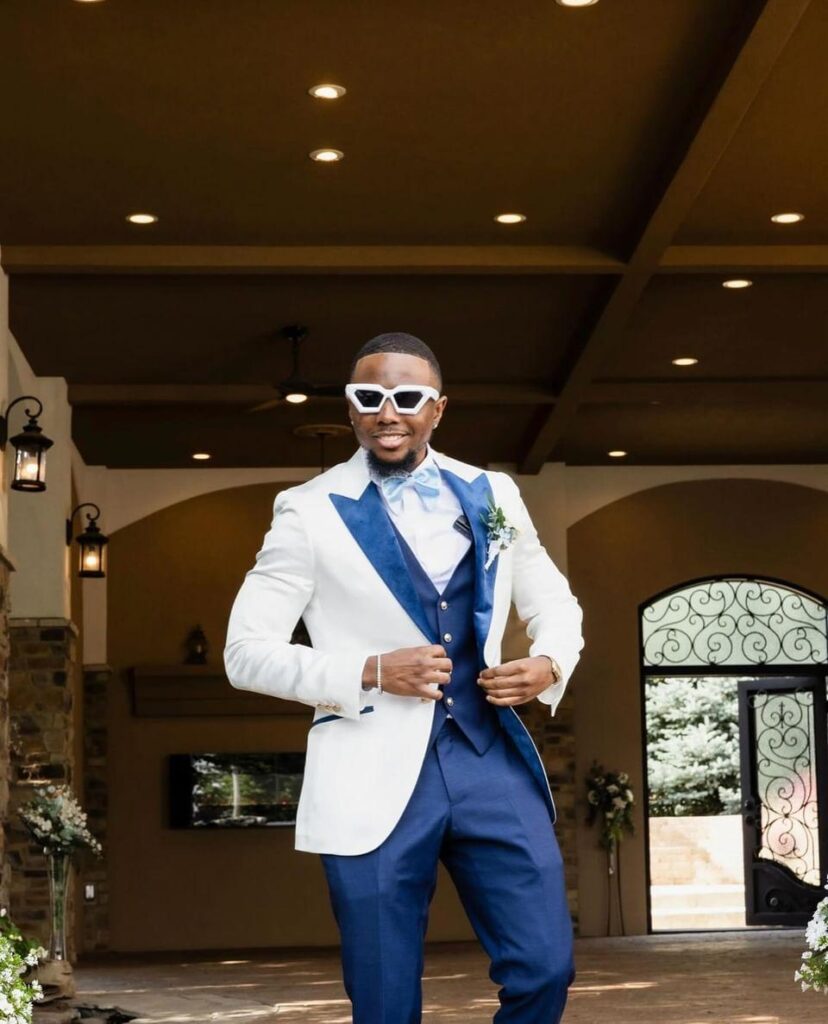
[{"x1": 1, "y1": 0, "x2": 826, "y2": 470}]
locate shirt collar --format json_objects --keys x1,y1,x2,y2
[{"x1": 363, "y1": 442, "x2": 440, "y2": 485}]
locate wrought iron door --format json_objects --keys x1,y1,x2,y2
[{"x1": 738, "y1": 677, "x2": 828, "y2": 925}]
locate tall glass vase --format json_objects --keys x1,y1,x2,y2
[{"x1": 45, "y1": 847, "x2": 71, "y2": 961}]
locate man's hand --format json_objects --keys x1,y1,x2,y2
[
  {"x1": 477, "y1": 656, "x2": 558, "y2": 707},
  {"x1": 362, "y1": 645, "x2": 452, "y2": 701}
]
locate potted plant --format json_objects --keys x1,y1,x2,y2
[
  {"x1": 585, "y1": 761, "x2": 635, "y2": 935},
  {"x1": 0, "y1": 905, "x2": 47, "y2": 1022},
  {"x1": 796, "y1": 884, "x2": 828, "y2": 994},
  {"x1": 17, "y1": 784, "x2": 102, "y2": 967}
]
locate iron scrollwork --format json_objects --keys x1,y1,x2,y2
[
  {"x1": 751, "y1": 689, "x2": 819, "y2": 886},
  {"x1": 643, "y1": 578, "x2": 828, "y2": 668}
]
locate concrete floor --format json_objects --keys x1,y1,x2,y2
[{"x1": 73, "y1": 930, "x2": 821, "y2": 1024}]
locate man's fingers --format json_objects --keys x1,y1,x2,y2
[
  {"x1": 479, "y1": 660, "x2": 524, "y2": 679},
  {"x1": 479, "y1": 673, "x2": 528, "y2": 690},
  {"x1": 425, "y1": 645, "x2": 447, "y2": 659},
  {"x1": 427, "y1": 669, "x2": 452, "y2": 684},
  {"x1": 485, "y1": 693, "x2": 530, "y2": 706},
  {"x1": 483, "y1": 687, "x2": 526, "y2": 700}
]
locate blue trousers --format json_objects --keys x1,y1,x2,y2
[{"x1": 320, "y1": 717, "x2": 575, "y2": 1023}]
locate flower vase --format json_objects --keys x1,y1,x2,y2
[{"x1": 45, "y1": 848, "x2": 71, "y2": 961}]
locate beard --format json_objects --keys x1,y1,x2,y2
[{"x1": 365, "y1": 444, "x2": 422, "y2": 478}]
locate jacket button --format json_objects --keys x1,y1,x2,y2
[
  {"x1": 440, "y1": 600, "x2": 448, "y2": 610},
  {"x1": 446, "y1": 697, "x2": 454, "y2": 707},
  {"x1": 443, "y1": 632, "x2": 452, "y2": 643}
]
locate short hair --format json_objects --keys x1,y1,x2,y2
[{"x1": 349, "y1": 332, "x2": 442, "y2": 390}]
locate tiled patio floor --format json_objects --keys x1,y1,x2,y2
[{"x1": 71, "y1": 930, "x2": 821, "y2": 1024}]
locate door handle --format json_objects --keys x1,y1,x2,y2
[{"x1": 742, "y1": 796, "x2": 757, "y2": 826}]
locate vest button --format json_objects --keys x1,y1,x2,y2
[
  {"x1": 445, "y1": 697, "x2": 454, "y2": 706},
  {"x1": 440, "y1": 600, "x2": 448, "y2": 610},
  {"x1": 443, "y1": 632, "x2": 453, "y2": 643}
]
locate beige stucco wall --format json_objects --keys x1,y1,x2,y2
[{"x1": 567, "y1": 477, "x2": 828, "y2": 936}]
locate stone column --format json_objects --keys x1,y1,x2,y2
[
  {"x1": 81, "y1": 665, "x2": 111, "y2": 953},
  {"x1": 7, "y1": 617, "x2": 78, "y2": 961}
]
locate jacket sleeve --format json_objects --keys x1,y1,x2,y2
[
  {"x1": 223, "y1": 490, "x2": 372, "y2": 720},
  {"x1": 503, "y1": 475, "x2": 585, "y2": 716}
]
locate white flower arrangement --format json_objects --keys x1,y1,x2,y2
[
  {"x1": 18, "y1": 784, "x2": 102, "y2": 857},
  {"x1": 480, "y1": 498, "x2": 519, "y2": 570},
  {"x1": 796, "y1": 886, "x2": 828, "y2": 993},
  {"x1": 585, "y1": 762, "x2": 635, "y2": 851},
  {"x1": 0, "y1": 907, "x2": 47, "y2": 1022}
]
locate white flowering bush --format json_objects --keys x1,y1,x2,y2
[
  {"x1": 18, "y1": 784, "x2": 102, "y2": 856},
  {"x1": 0, "y1": 907, "x2": 47, "y2": 1023},
  {"x1": 585, "y1": 762, "x2": 635, "y2": 850},
  {"x1": 796, "y1": 887, "x2": 828, "y2": 994}
]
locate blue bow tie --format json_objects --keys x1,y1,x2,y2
[{"x1": 380, "y1": 462, "x2": 441, "y2": 511}]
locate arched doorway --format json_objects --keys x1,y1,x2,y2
[{"x1": 640, "y1": 575, "x2": 828, "y2": 931}]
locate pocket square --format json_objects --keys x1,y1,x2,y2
[{"x1": 453, "y1": 513, "x2": 472, "y2": 538}]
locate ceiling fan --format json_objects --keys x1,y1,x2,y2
[{"x1": 245, "y1": 324, "x2": 343, "y2": 413}]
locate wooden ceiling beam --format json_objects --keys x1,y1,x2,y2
[
  {"x1": 518, "y1": 0, "x2": 813, "y2": 474},
  {"x1": 589, "y1": 377, "x2": 828, "y2": 405},
  {"x1": 67, "y1": 377, "x2": 827, "y2": 408},
  {"x1": 661, "y1": 245, "x2": 828, "y2": 272},
  {"x1": 66, "y1": 382, "x2": 559, "y2": 407},
  {"x1": 0, "y1": 245, "x2": 623, "y2": 276}
]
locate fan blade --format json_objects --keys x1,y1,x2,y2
[{"x1": 246, "y1": 395, "x2": 284, "y2": 413}]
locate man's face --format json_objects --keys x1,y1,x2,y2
[{"x1": 347, "y1": 352, "x2": 447, "y2": 469}]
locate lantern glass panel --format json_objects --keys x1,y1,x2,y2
[
  {"x1": 79, "y1": 539, "x2": 106, "y2": 577},
  {"x1": 15, "y1": 446, "x2": 45, "y2": 488}
]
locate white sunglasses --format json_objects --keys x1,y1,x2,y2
[{"x1": 345, "y1": 383, "x2": 440, "y2": 415}]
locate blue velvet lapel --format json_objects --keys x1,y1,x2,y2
[
  {"x1": 329, "y1": 482, "x2": 437, "y2": 644},
  {"x1": 439, "y1": 468, "x2": 499, "y2": 662}
]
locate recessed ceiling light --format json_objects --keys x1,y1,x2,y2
[
  {"x1": 126, "y1": 212, "x2": 158, "y2": 225},
  {"x1": 722, "y1": 278, "x2": 752, "y2": 289},
  {"x1": 556, "y1": 0, "x2": 600, "y2": 6},
  {"x1": 770, "y1": 211, "x2": 804, "y2": 224},
  {"x1": 672, "y1": 357, "x2": 699, "y2": 366},
  {"x1": 73, "y1": 1, "x2": 107, "y2": 4},
  {"x1": 192, "y1": 452, "x2": 211, "y2": 460},
  {"x1": 308, "y1": 83, "x2": 346, "y2": 100},
  {"x1": 285, "y1": 392, "x2": 309, "y2": 404},
  {"x1": 309, "y1": 148, "x2": 344, "y2": 162},
  {"x1": 495, "y1": 213, "x2": 526, "y2": 224},
  {"x1": 608, "y1": 450, "x2": 627, "y2": 458}
]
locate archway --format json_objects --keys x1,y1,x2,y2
[{"x1": 640, "y1": 575, "x2": 828, "y2": 930}]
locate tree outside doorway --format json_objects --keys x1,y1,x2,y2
[{"x1": 645, "y1": 674, "x2": 754, "y2": 931}]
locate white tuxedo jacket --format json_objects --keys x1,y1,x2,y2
[{"x1": 223, "y1": 446, "x2": 584, "y2": 855}]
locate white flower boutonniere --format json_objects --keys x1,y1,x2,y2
[{"x1": 480, "y1": 497, "x2": 519, "y2": 570}]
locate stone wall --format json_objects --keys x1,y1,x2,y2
[
  {"x1": 7, "y1": 618, "x2": 78, "y2": 960},
  {"x1": 81, "y1": 665, "x2": 111, "y2": 953},
  {"x1": 518, "y1": 699, "x2": 579, "y2": 927}
]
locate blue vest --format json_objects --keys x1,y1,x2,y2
[{"x1": 388, "y1": 520, "x2": 500, "y2": 755}]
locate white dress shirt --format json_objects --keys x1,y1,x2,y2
[{"x1": 368, "y1": 444, "x2": 472, "y2": 594}]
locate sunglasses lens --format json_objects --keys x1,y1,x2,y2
[
  {"x1": 394, "y1": 389, "x2": 424, "y2": 410},
  {"x1": 353, "y1": 388, "x2": 384, "y2": 410}
]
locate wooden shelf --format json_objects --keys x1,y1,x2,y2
[{"x1": 128, "y1": 664, "x2": 312, "y2": 718}]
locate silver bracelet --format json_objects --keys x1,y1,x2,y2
[{"x1": 376, "y1": 653, "x2": 383, "y2": 694}]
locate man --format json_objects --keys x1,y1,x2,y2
[{"x1": 224, "y1": 332, "x2": 584, "y2": 1023}]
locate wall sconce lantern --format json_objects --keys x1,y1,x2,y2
[
  {"x1": 66, "y1": 502, "x2": 109, "y2": 578},
  {"x1": 0, "y1": 396, "x2": 54, "y2": 491}
]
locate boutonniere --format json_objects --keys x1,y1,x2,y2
[{"x1": 479, "y1": 497, "x2": 519, "y2": 570}]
